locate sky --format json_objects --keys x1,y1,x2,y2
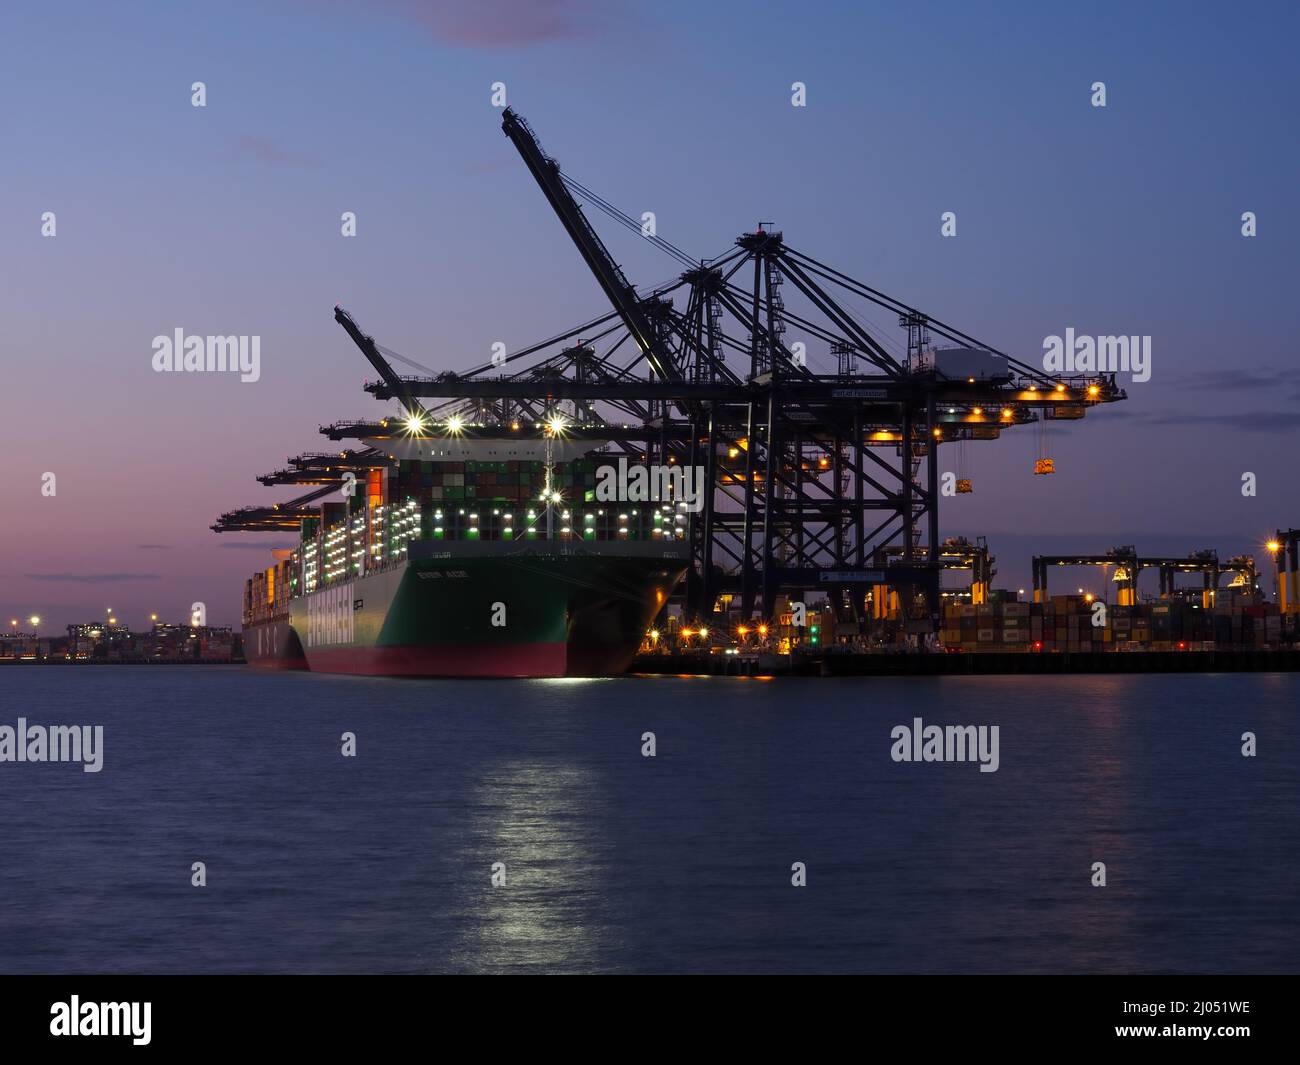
[{"x1": 2, "y1": 0, "x2": 1297, "y2": 632}]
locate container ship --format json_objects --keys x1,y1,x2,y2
[{"x1": 238, "y1": 436, "x2": 689, "y2": 678}]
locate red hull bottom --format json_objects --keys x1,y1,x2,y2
[{"x1": 302, "y1": 643, "x2": 569, "y2": 678}]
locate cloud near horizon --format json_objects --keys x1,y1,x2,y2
[
  {"x1": 1173, "y1": 368, "x2": 1291, "y2": 392},
  {"x1": 26, "y1": 573, "x2": 163, "y2": 583},
  {"x1": 1143, "y1": 410, "x2": 1298, "y2": 432}
]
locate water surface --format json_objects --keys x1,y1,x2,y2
[{"x1": 0, "y1": 667, "x2": 1295, "y2": 973}]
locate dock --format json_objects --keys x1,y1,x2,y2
[{"x1": 632, "y1": 648, "x2": 1300, "y2": 677}]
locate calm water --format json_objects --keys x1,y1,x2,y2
[{"x1": 0, "y1": 666, "x2": 1296, "y2": 974}]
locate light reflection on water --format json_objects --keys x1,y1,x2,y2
[{"x1": 448, "y1": 761, "x2": 613, "y2": 973}]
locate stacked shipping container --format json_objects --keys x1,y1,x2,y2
[
  {"x1": 940, "y1": 596, "x2": 1286, "y2": 652},
  {"x1": 243, "y1": 455, "x2": 685, "y2": 628}
]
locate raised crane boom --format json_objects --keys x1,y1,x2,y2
[
  {"x1": 334, "y1": 305, "x2": 429, "y2": 423},
  {"x1": 501, "y1": 107, "x2": 678, "y2": 382}
]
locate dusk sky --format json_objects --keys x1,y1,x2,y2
[{"x1": 3, "y1": 0, "x2": 1297, "y2": 631}]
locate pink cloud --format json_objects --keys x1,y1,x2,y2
[{"x1": 313, "y1": 0, "x2": 628, "y2": 48}]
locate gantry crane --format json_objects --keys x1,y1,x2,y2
[
  {"x1": 872, "y1": 535, "x2": 996, "y2": 620},
  {"x1": 215, "y1": 108, "x2": 1127, "y2": 638},
  {"x1": 500, "y1": 108, "x2": 680, "y2": 383},
  {"x1": 1033, "y1": 547, "x2": 1262, "y2": 607},
  {"x1": 256, "y1": 450, "x2": 388, "y2": 487}
]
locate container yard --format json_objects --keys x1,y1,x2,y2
[{"x1": 628, "y1": 534, "x2": 1299, "y2": 674}]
